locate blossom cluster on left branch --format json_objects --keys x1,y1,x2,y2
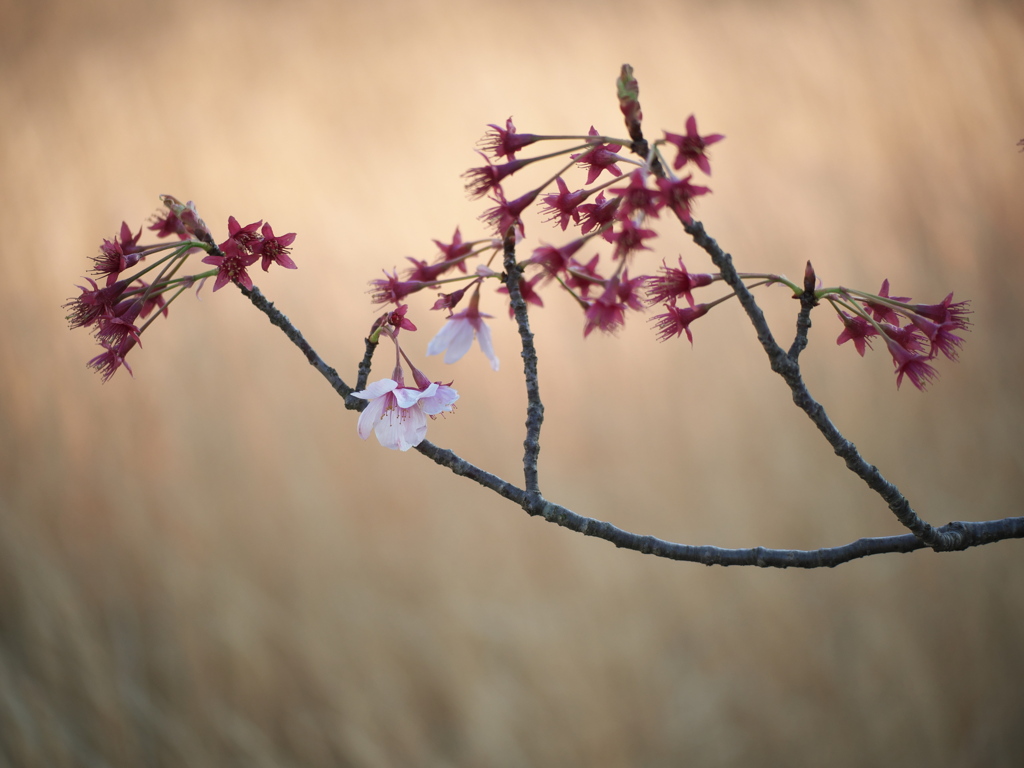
[{"x1": 65, "y1": 195, "x2": 296, "y2": 381}]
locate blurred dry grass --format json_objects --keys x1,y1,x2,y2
[{"x1": 2, "y1": 0, "x2": 1024, "y2": 764}]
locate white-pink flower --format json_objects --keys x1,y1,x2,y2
[
  {"x1": 353, "y1": 378, "x2": 459, "y2": 451},
  {"x1": 427, "y1": 297, "x2": 500, "y2": 371}
]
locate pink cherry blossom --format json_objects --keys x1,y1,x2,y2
[
  {"x1": 353, "y1": 377, "x2": 458, "y2": 451},
  {"x1": 426, "y1": 292, "x2": 499, "y2": 371}
]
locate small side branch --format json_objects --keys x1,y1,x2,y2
[
  {"x1": 502, "y1": 233, "x2": 545, "y2": 495},
  {"x1": 682, "y1": 221, "x2": 962, "y2": 550}
]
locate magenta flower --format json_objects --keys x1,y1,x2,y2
[
  {"x1": 835, "y1": 311, "x2": 879, "y2": 356},
  {"x1": 611, "y1": 169, "x2": 664, "y2": 220},
  {"x1": 582, "y1": 272, "x2": 644, "y2": 337},
  {"x1": 91, "y1": 222, "x2": 144, "y2": 284},
  {"x1": 663, "y1": 115, "x2": 724, "y2": 175},
  {"x1": 607, "y1": 218, "x2": 657, "y2": 259},
  {"x1": 481, "y1": 186, "x2": 540, "y2": 239},
  {"x1": 530, "y1": 237, "x2": 587, "y2": 277},
  {"x1": 87, "y1": 337, "x2": 137, "y2": 383},
  {"x1": 256, "y1": 223, "x2": 297, "y2": 271},
  {"x1": 479, "y1": 117, "x2": 540, "y2": 161},
  {"x1": 565, "y1": 254, "x2": 604, "y2": 299},
  {"x1": 570, "y1": 126, "x2": 623, "y2": 184},
  {"x1": 353, "y1": 376, "x2": 459, "y2": 451},
  {"x1": 464, "y1": 155, "x2": 530, "y2": 199},
  {"x1": 645, "y1": 257, "x2": 716, "y2": 308},
  {"x1": 369, "y1": 269, "x2": 431, "y2": 304},
  {"x1": 426, "y1": 292, "x2": 499, "y2": 371},
  {"x1": 655, "y1": 175, "x2": 710, "y2": 224},
  {"x1": 885, "y1": 337, "x2": 938, "y2": 391},
  {"x1": 650, "y1": 303, "x2": 710, "y2": 343},
  {"x1": 577, "y1": 192, "x2": 620, "y2": 242},
  {"x1": 540, "y1": 177, "x2": 588, "y2": 230},
  {"x1": 201, "y1": 239, "x2": 258, "y2": 292},
  {"x1": 223, "y1": 216, "x2": 264, "y2": 255},
  {"x1": 911, "y1": 292, "x2": 972, "y2": 331},
  {"x1": 864, "y1": 279, "x2": 910, "y2": 325}
]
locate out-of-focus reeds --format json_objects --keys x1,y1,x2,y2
[{"x1": 2, "y1": 0, "x2": 1023, "y2": 764}]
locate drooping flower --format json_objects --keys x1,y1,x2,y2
[
  {"x1": 650, "y1": 303, "x2": 710, "y2": 343},
  {"x1": 369, "y1": 269, "x2": 431, "y2": 304},
  {"x1": 426, "y1": 290, "x2": 499, "y2": 371},
  {"x1": 662, "y1": 115, "x2": 724, "y2": 175},
  {"x1": 884, "y1": 336, "x2": 938, "y2": 391},
  {"x1": 910, "y1": 292, "x2": 972, "y2": 331},
  {"x1": 463, "y1": 154, "x2": 531, "y2": 199},
  {"x1": 607, "y1": 218, "x2": 657, "y2": 260},
  {"x1": 353, "y1": 376, "x2": 458, "y2": 451},
  {"x1": 835, "y1": 311, "x2": 879, "y2": 356}
]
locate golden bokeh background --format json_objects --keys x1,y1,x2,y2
[{"x1": 2, "y1": 0, "x2": 1024, "y2": 764}]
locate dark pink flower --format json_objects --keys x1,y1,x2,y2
[
  {"x1": 223, "y1": 216, "x2": 264, "y2": 255},
  {"x1": 663, "y1": 115, "x2": 724, "y2": 175},
  {"x1": 864, "y1": 279, "x2": 910, "y2": 325},
  {"x1": 201, "y1": 239, "x2": 258, "y2": 292},
  {"x1": 95, "y1": 299, "x2": 144, "y2": 348},
  {"x1": 835, "y1": 311, "x2": 879, "y2": 356},
  {"x1": 479, "y1": 117, "x2": 540, "y2": 161},
  {"x1": 87, "y1": 337, "x2": 137, "y2": 383},
  {"x1": 463, "y1": 154, "x2": 530, "y2": 199},
  {"x1": 885, "y1": 337, "x2": 938, "y2": 391},
  {"x1": 540, "y1": 177, "x2": 588, "y2": 230},
  {"x1": 577, "y1": 192, "x2": 620, "y2": 242},
  {"x1": 65, "y1": 277, "x2": 132, "y2": 330},
  {"x1": 907, "y1": 314, "x2": 965, "y2": 361},
  {"x1": 571, "y1": 126, "x2": 623, "y2": 184},
  {"x1": 582, "y1": 272, "x2": 644, "y2": 337},
  {"x1": 910, "y1": 292, "x2": 972, "y2": 331},
  {"x1": 650, "y1": 303, "x2": 710, "y2": 343},
  {"x1": 369, "y1": 269, "x2": 431, "y2": 304},
  {"x1": 611, "y1": 169, "x2": 663, "y2": 220},
  {"x1": 645, "y1": 258, "x2": 716, "y2": 308},
  {"x1": 655, "y1": 175, "x2": 710, "y2": 224},
  {"x1": 607, "y1": 218, "x2": 657, "y2": 259},
  {"x1": 530, "y1": 237, "x2": 587, "y2": 277},
  {"x1": 91, "y1": 222, "x2": 145, "y2": 284},
  {"x1": 481, "y1": 186, "x2": 540, "y2": 238},
  {"x1": 565, "y1": 254, "x2": 604, "y2": 299},
  {"x1": 256, "y1": 223, "x2": 297, "y2": 271},
  {"x1": 432, "y1": 285, "x2": 471, "y2": 313}
]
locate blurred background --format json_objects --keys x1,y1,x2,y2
[{"x1": 2, "y1": 0, "x2": 1023, "y2": 764}]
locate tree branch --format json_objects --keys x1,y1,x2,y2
[{"x1": 237, "y1": 279, "x2": 1021, "y2": 566}]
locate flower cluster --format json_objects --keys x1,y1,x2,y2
[
  {"x1": 365, "y1": 66, "x2": 731, "y2": 373},
  {"x1": 65, "y1": 195, "x2": 296, "y2": 381},
  {"x1": 827, "y1": 279, "x2": 972, "y2": 390},
  {"x1": 360, "y1": 64, "x2": 972, "y2": 393}
]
